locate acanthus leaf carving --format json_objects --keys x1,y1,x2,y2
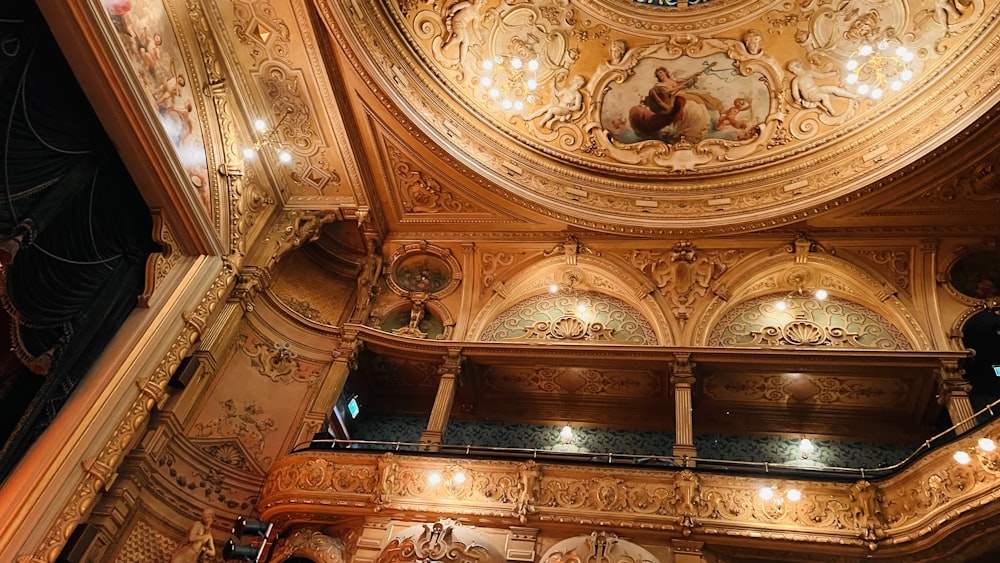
[
  {"x1": 625, "y1": 243, "x2": 743, "y2": 325},
  {"x1": 388, "y1": 147, "x2": 484, "y2": 214}
]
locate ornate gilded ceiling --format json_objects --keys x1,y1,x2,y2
[{"x1": 314, "y1": 0, "x2": 999, "y2": 234}]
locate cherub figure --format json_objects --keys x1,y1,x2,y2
[
  {"x1": 153, "y1": 61, "x2": 186, "y2": 110},
  {"x1": 715, "y1": 97, "x2": 750, "y2": 130},
  {"x1": 441, "y1": 0, "x2": 486, "y2": 65},
  {"x1": 788, "y1": 59, "x2": 857, "y2": 116},
  {"x1": 140, "y1": 32, "x2": 163, "y2": 78},
  {"x1": 528, "y1": 75, "x2": 586, "y2": 129}
]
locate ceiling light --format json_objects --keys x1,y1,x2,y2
[
  {"x1": 480, "y1": 54, "x2": 538, "y2": 113},
  {"x1": 758, "y1": 486, "x2": 775, "y2": 501},
  {"x1": 244, "y1": 107, "x2": 295, "y2": 165},
  {"x1": 785, "y1": 488, "x2": 802, "y2": 502},
  {"x1": 428, "y1": 471, "x2": 442, "y2": 485},
  {"x1": 453, "y1": 471, "x2": 466, "y2": 484},
  {"x1": 953, "y1": 450, "x2": 972, "y2": 464},
  {"x1": 844, "y1": 38, "x2": 915, "y2": 101}
]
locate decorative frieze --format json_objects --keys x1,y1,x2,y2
[{"x1": 259, "y1": 420, "x2": 1000, "y2": 556}]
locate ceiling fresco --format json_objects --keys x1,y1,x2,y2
[{"x1": 314, "y1": 0, "x2": 999, "y2": 234}]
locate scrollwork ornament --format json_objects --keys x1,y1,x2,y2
[{"x1": 27, "y1": 262, "x2": 237, "y2": 562}]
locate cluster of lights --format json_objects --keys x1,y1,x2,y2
[
  {"x1": 844, "y1": 40, "x2": 915, "y2": 100},
  {"x1": 243, "y1": 108, "x2": 294, "y2": 164},
  {"x1": 758, "y1": 485, "x2": 802, "y2": 503},
  {"x1": 427, "y1": 469, "x2": 466, "y2": 486},
  {"x1": 953, "y1": 437, "x2": 996, "y2": 464},
  {"x1": 775, "y1": 288, "x2": 828, "y2": 311},
  {"x1": 481, "y1": 55, "x2": 539, "y2": 112}
]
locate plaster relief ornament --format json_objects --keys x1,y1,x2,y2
[
  {"x1": 440, "y1": 0, "x2": 488, "y2": 68},
  {"x1": 787, "y1": 59, "x2": 858, "y2": 118},
  {"x1": 540, "y1": 531, "x2": 659, "y2": 563},
  {"x1": 528, "y1": 75, "x2": 586, "y2": 129}
]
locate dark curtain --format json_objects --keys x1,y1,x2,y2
[{"x1": 0, "y1": 1, "x2": 158, "y2": 480}]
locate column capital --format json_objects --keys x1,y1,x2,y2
[
  {"x1": 438, "y1": 348, "x2": 464, "y2": 376},
  {"x1": 333, "y1": 331, "x2": 363, "y2": 370},
  {"x1": 670, "y1": 352, "x2": 696, "y2": 386},
  {"x1": 230, "y1": 266, "x2": 271, "y2": 312}
]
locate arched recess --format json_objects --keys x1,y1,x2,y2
[
  {"x1": 941, "y1": 242, "x2": 1000, "y2": 351},
  {"x1": 693, "y1": 252, "x2": 932, "y2": 350},
  {"x1": 371, "y1": 297, "x2": 455, "y2": 340},
  {"x1": 272, "y1": 528, "x2": 344, "y2": 562},
  {"x1": 540, "y1": 531, "x2": 660, "y2": 562},
  {"x1": 467, "y1": 254, "x2": 671, "y2": 345},
  {"x1": 375, "y1": 520, "x2": 505, "y2": 562}
]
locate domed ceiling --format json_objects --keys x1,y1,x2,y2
[{"x1": 315, "y1": 0, "x2": 999, "y2": 235}]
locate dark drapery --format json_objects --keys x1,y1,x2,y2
[{"x1": 0, "y1": 1, "x2": 158, "y2": 480}]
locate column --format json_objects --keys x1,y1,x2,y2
[
  {"x1": 938, "y1": 359, "x2": 976, "y2": 434},
  {"x1": 297, "y1": 331, "x2": 361, "y2": 446},
  {"x1": 671, "y1": 353, "x2": 697, "y2": 464},
  {"x1": 420, "y1": 349, "x2": 463, "y2": 451}
]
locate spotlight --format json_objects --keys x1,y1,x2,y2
[
  {"x1": 953, "y1": 450, "x2": 972, "y2": 465},
  {"x1": 223, "y1": 516, "x2": 272, "y2": 562}
]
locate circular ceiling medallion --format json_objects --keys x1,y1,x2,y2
[{"x1": 332, "y1": 0, "x2": 1000, "y2": 234}]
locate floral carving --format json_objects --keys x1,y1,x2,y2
[
  {"x1": 480, "y1": 251, "x2": 523, "y2": 293},
  {"x1": 194, "y1": 399, "x2": 276, "y2": 458},
  {"x1": 703, "y1": 373, "x2": 906, "y2": 407},
  {"x1": 710, "y1": 294, "x2": 912, "y2": 350},
  {"x1": 625, "y1": 243, "x2": 741, "y2": 324},
  {"x1": 275, "y1": 529, "x2": 345, "y2": 563},
  {"x1": 390, "y1": 147, "x2": 480, "y2": 214},
  {"x1": 376, "y1": 521, "x2": 493, "y2": 563},
  {"x1": 486, "y1": 367, "x2": 660, "y2": 396},
  {"x1": 521, "y1": 316, "x2": 615, "y2": 341},
  {"x1": 284, "y1": 297, "x2": 331, "y2": 325},
  {"x1": 856, "y1": 249, "x2": 911, "y2": 293},
  {"x1": 481, "y1": 291, "x2": 656, "y2": 344},
  {"x1": 199, "y1": 440, "x2": 253, "y2": 472},
  {"x1": 260, "y1": 421, "x2": 1000, "y2": 554},
  {"x1": 240, "y1": 335, "x2": 319, "y2": 384}
]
